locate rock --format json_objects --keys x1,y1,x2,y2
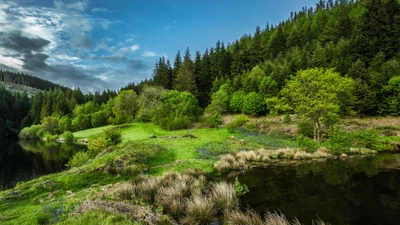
[
  {"x1": 340, "y1": 153, "x2": 347, "y2": 158},
  {"x1": 149, "y1": 134, "x2": 157, "y2": 138},
  {"x1": 182, "y1": 134, "x2": 197, "y2": 139}
]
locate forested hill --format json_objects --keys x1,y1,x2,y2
[
  {"x1": 147, "y1": 0, "x2": 400, "y2": 116},
  {"x1": 0, "y1": 70, "x2": 68, "y2": 91}
]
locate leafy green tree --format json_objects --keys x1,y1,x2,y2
[
  {"x1": 206, "y1": 83, "x2": 232, "y2": 114},
  {"x1": 154, "y1": 90, "x2": 201, "y2": 130},
  {"x1": 242, "y1": 92, "x2": 265, "y2": 115},
  {"x1": 136, "y1": 86, "x2": 165, "y2": 121},
  {"x1": 59, "y1": 116, "x2": 72, "y2": 132},
  {"x1": 41, "y1": 116, "x2": 60, "y2": 134},
  {"x1": 380, "y1": 76, "x2": 400, "y2": 115},
  {"x1": 113, "y1": 90, "x2": 138, "y2": 123},
  {"x1": 279, "y1": 68, "x2": 354, "y2": 141},
  {"x1": 230, "y1": 91, "x2": 246, "y2": 113}
]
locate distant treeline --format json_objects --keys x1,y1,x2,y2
[{"x1": 0, "y1": 70, "x2": 68, "y2": 91}]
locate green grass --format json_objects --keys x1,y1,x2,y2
[
  {"x1": 73, "y1": 125, "x2": 113, "y2": 139},
  {"x1": 1, "y1": 122, "x2": 297, "y2": 224}
]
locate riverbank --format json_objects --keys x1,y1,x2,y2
[{"x1": 1, "y1": 116, "x2": 400, "y2": 224}]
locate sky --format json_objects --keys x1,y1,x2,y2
[{"x1": 0, "y1": 0, "x2": 317, "y2": 93}]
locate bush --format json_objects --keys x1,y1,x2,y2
[
  {"x1": 102, "y1": 128, "x2": 123, "y2": 146},
  {"x1": 325, "y1": 125, "x2": 352, "y2": 155},
  {"x1": 230, "y1": 91, "x2": 246, "y2": 113},
  {"x1": 225, "y1": 115, "x2": 249, "y2": 133},
  {"x1": 233, "y1": 177, "x2": 249, "y2": 197},
  {"x1": 162, "y1": 117, "x2": 193, "y2": 130},
  {"x1": 61, "y1": 131, "x2": 74, "y2": 142},
  {"x1": 88, "y1": 136, "x2": 109, "y2": 154},
  {"x1": 199, "y1": 113, "x2": 222, "y2": 128},
  {"x1": 58, "y1": 116, "x2": 72, "y2": 132},
  {"x1": 242, "y1": 92, "x2": 265, "y2": 115},
  {"x1": 297, "y1": 120, "x2": 314, "y2": 138},
  {"x1": 44, "y1": 133, "x2": 58, "y2": 142},
  {"x1": 283, "y1": 114, "x2": 292, "y2": 124},
  {"x1": 88, "y1": 128, "x2": 122, "y2": 154},
  {"x1": 353, "y1": 128, "x2": 391, "y2": 151},
  {"x1": 296, "y1": 134, "x2": 319, "y2": 153},
  {"x1": 41, "y1": 116, "x2": 60, "y2": 134},
  {"x1": 66, "y1": 151, "x2": 91, "y2": 167},
  {"x1": 18, "y1": 125, "x2": 43, "y2": 139}
]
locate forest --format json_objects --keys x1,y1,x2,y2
[{"x1": 2, "y1": 0, "x2": 400, "y2": 139}]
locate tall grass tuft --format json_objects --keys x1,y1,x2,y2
[
  {"x1": 182, "y1": 195, "x2": 216, "y2": 225},
  {"x1": 211, "y1": 182, "x2": 239, "y2": 213},
  {"x1": 226, "y1": 209, "x2": 264, "y2": 225}
]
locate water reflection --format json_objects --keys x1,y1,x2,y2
[
  {"x1": 237, "y1": 155, "x2": 400, "y2": 225},
  {"x1": 0, "y1": 140, "x2": 86, "y2": 190}
]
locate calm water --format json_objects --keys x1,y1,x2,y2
[
  {"x1": 0, "y1": 140, "x2": 86, "y2": 190},
  {"x1": 235, "y1": 155, "x2": 400, "y2": 225}
]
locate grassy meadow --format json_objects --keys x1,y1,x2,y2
[{"x1": 1, "y1": 115, "x2": 400, "y2": 224}]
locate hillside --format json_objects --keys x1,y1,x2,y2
[
  {"x1": 0, "y1": 81, "x2": 41, "y2": 97},
  {"x1": 0, "y1": 70, "x2": 68, "y2": 92}
]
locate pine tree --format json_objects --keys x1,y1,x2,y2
[{"x1": 173, "y1": 48, "x2": 198, "y2": 96}]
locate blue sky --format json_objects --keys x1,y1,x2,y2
[{"x1": 0, "y1": 0, "x2": 317, "y2": 92}]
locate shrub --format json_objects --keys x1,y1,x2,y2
[
  {"x1": 163, "y1": 117, "x2": 193, "y2": 130},
  {"x1": 102, "y1": 128, "x2": 123, "y2": 146},
  {"x1": 61, "y1": 131, "x2": 74, "y2": 142},
  {"x1": 18, "y1": 125, "x2": 43, "y2": 139},
  {"x1": 230, "y1": 91, "x2": 246, "y2": 113},
  {"x1": 296, "y1": 135, "x2": 319, "y2": 153},
  {"x1": 66, "y1": 151, "x2": 91, "y2": 167},
  {"x1": 283, "y1": 114, "x2": 292, "y2": 124},
  {"x1": 58, "y1": 116, "x2": 72, "y2": 132},
  {"x1": 199, "y1": 113, "x2": 222, "y2": 128},
  {"x1": 353, "y1": 128, "x2": 391, "y2": 151},
  {"x1": 297, "y1": 120, "x2": 314, "y2": 138},
  {"x1": 44, "y1": 133, "x2": 58, "y2": 142},
  {"x1": 88, "y1": 136, "x2": 109, "y2": 154},
  {"x1": 325, "y1": 125, "x2": 352, "y2": 155},
  {"x1": 154, "y1": 90, "x2": 202, "y2": 130},
  {"x1": 41, "y1": 116, "x2": 60, "y2": 134},
  {"x1": 225, "y1": 115, "x2": 249, "y2": 133},
  {"x1": 242, "y1": 92, "x2": 265, "y2": 115},
  {"x1": 233, "y1": 177, "x2": 249, "y2": 197}
]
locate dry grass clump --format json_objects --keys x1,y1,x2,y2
[
  {"x1": 226, "y1": 208, "x2": 264, "y2": 225},
  {"x1": 211, "y1": 182, "x2": 239, "y2": 213},
  {"x1": 130, "y1": 175, "x2": 162, "y2": 202},
  {"x1": 215, "y1": 147, "x2": 347, "y2": 173},
  {"x1": 75, "y1": 200, "x2": 172, "y2": 225},
  {"x1": 181, "y1": 195, "x2": 216, "y2": 225},
  {"x1": 264, "y1": 211, "x2": 301, "y2": 225}
]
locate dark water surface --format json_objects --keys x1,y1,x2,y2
[
  {"x1": 235, "y1": 155, "x2": 400, "y2": 225},
  {"x1": 0, "y1": 140, "x2": 86, "y2": 190}
]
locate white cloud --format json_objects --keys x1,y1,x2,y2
[
  {"x1": 131, "y1": 44, "x2": 140, "y2": 52},
  {"x1": 54, "y1": 0, "x2": 88, "y2": 12},
  {"x1": 91, "y1": 7, "x2": 110, "y2": 13},
  {"x1": 0, "y1": 54, "x2": 23, "y2": 70},
  {"x1": 142, "y1": 51, "x2": 156, "y2": 57}
]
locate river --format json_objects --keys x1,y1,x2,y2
[{"x1": 0, "y1": 140, "x2": 86, "y2": 190}]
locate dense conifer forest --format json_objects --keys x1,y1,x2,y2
[{"x1": 3, "y1": 0, "x2": 400, "y2": 138}]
